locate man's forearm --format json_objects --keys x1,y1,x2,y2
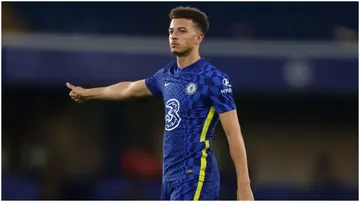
[
  {"x1": 228, "y1": 132, "x2": 251, "y2": 184},
  {"x1": 85, "y1": 82, "x2": 133, "y2": 101},
  {"x1": 226, "y1": 131, "x2": 254, "y2": 200}
]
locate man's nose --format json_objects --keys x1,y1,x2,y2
[{"x1": 171, "y1": 35, "x2": 178, "y2": 40}]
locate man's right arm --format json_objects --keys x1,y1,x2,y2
[{"x1": 66, "y1": 79, "x2": 152, "y2": 102}]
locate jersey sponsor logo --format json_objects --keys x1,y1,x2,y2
[
  {"x1": 221, "y1": 88, "x2": 233, "y2": 94},
  {"x1": 185, "y1": 82, "x2": 197, "y2": 95},
  {"x1": 222, "y1": 78, "x2": 232, "y2": 87},
  {"x1": 221, "y1": 78, "x2": 232, "y2": 94},
  {"x1": 165, "y1": 99, "x2": 181, "y2": 131},
  {"x1": 165, "y1": 82, "x2": 171, "y2": 86}
]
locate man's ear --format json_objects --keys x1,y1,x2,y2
[{"x1": 196, "y1": 33, "x2": 204, "y2": 45}]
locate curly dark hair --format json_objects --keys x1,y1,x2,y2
[{"x1": 169, "y1": 6, "x2": 209, "y2": 35}]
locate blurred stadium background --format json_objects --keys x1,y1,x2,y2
[{"x1": 1, "y1": 1, "x2": 358, "y2": 200}]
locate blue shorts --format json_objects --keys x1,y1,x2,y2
[{"x1": 161, "y1": 180, "x2": 220, "y2": 200}]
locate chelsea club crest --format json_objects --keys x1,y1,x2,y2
[{"x1": 185, "y1": 82, "x2": 197, "y2": 95}]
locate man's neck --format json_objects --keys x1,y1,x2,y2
[{"x1": 177, "y1": 52, "x2": 201, "y2": 69}]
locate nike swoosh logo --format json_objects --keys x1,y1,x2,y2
[{"x1": 165, "y1": 82, "x2": 170, "y2": 86}]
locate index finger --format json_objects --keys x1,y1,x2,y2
[{"x1": 66, "y1": 82, "x2": 76, "y2": 90}]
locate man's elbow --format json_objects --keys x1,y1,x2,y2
[{"x1": 225, "y1": 129, "x2": 242, "y2": 141}]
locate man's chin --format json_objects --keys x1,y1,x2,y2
[
  {"x1": 171, "y1": 50, "x2": 180, "y2": 55},
  {"x1": 172, "y1": 50, "x2": 188, "y2": 57}
]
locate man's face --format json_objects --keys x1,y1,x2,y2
[{"x1": 168, "y1": 18, "x2": 203, "y2": 57}]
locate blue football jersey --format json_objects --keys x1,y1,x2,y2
[{"x1": 145, "y1": 58, "x2": 236, "y2": 182}]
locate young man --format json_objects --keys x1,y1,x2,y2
[{"x1": 67, "y1": 6, "x2": 254, "y2": 201}]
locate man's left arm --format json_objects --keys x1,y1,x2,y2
[
  {"x1": 219, "y1": 110, "x2": 254, "y2": 201},
  {"x1": 206, "y1": 72, "x2": 254, "y2": 200}
]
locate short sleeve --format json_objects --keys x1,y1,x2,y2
[
  {"x1": 145, "y1": 68, "x2": 163, "y2": 96},
  {"x1": 207, "y1": 72, "x2": 236, "y2": 114}
]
